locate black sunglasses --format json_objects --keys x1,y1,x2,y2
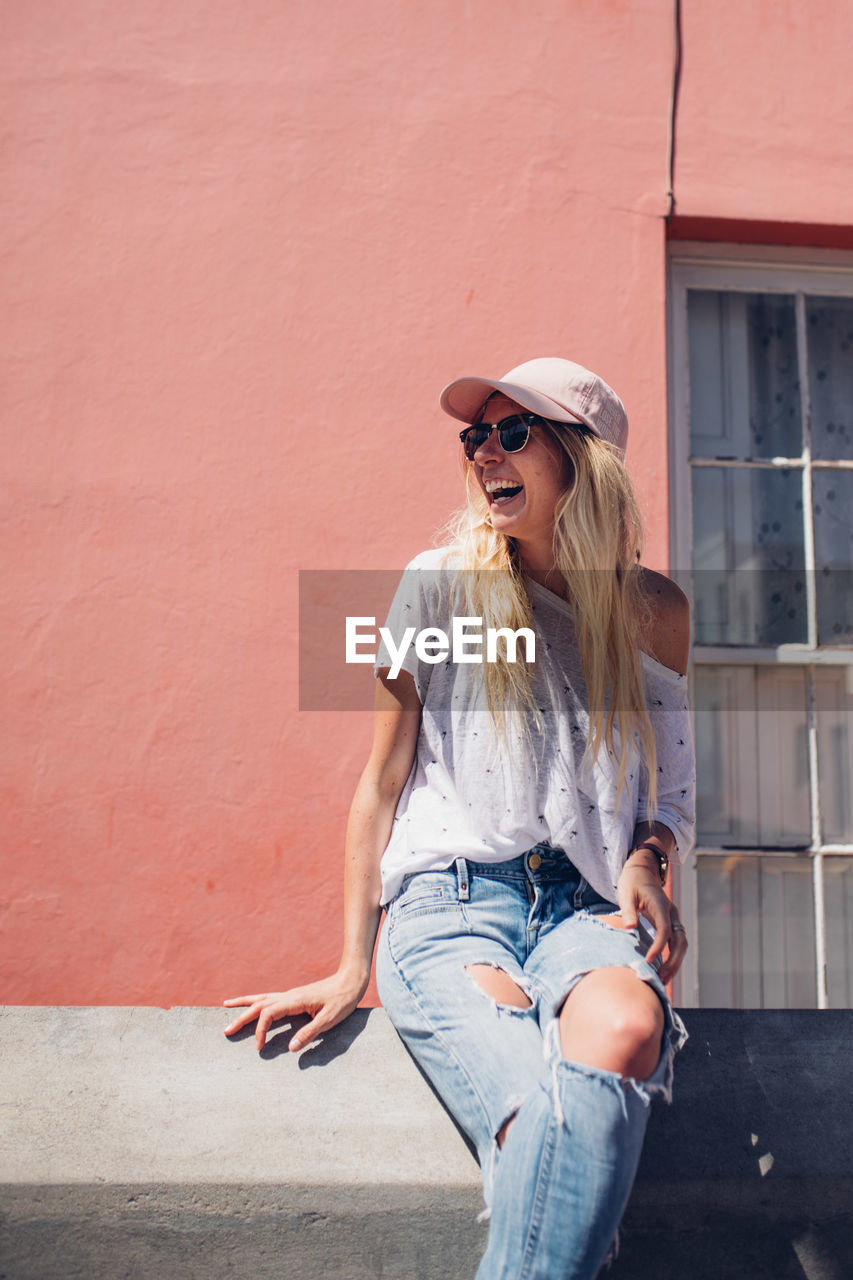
[{"x1": 458, "y1": 413, "x2": 542, "y2": 461}]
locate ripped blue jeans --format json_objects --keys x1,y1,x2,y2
[{"x1": 376, "y1": 844, "x2": 687, "y2": 1280}]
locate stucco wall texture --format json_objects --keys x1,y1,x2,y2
[{"x1": 3, "y1": 2, "x2": 852, "y2": 1005}]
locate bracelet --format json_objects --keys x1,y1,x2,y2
[{"x1": 630, "y1": 841, "x2": 670, "y2": 886}]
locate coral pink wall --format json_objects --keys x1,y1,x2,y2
[
  {"x1": 1, "y1": 1, "x2": 849, "y2": 1004},
  {"x1": 675, "y1": 1, "x2": 853, "y2": 225}
]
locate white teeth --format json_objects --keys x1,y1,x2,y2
[{"x1": 485, "y1": 478, "x2": 521, "y2": 493}]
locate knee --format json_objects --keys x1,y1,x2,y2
[{"x1": 558, "y1": 967, "x2": 664, "y2": 1080}]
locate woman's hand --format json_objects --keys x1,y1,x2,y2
[
  {"x1": 223, "y1": 969, "x2": 368, "y2": 1053},
  {"x1": 616, "y1": 854, "x2": 687, "y2": 985}
]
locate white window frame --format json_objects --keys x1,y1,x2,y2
[{"x1": 667, "y1": 242, "x2": 853, "y2": 1008}]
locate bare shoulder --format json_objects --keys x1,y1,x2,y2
[{"x1": 636, "y1": 568, "x2": 690, "y2": 675}]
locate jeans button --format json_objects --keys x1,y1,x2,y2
[{"x1": 528, "y1": 852, "x2": 542, "y2": 870}]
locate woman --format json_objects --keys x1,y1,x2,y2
[{"x1": 225, "y1": 357, "x2": 695, "y2": 1280}]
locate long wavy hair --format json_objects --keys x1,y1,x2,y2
[{"x1": 441, "y1": 417, "x2": 657, "y2": 809}]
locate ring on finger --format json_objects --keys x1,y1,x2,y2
[{"x1": 671, "y1": 922, "x2": 686, "y2": 934}]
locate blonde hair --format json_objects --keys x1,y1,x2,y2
[{"x1": 443, "y1": 420, "x2": 657, "y2": 809}]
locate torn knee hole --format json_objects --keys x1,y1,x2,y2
[
  {"x1": 496, "y1": 1112, "x2": 517, "y2": 1149},
  {"x1": 494, "y1": 1092, "x2": 527, "y2": 1150},
  {"x1": 465, "y1": 964, "x2": 532, "y2": 1009}
]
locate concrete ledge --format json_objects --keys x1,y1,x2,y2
[{"x1": 2, "y1": 1007, "x2": 851, "y2": 1279}]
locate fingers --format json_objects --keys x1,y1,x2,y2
[
  {"x1": 222, "y1": 995, "x2": 262, "y2": 1036},
  {"x1": 223, "y1": 967, "x2": 368, "y2": 1056},
  {"x1": 222, "y1": 987, "x2": 345, "y2": 1052},
  {"x1": 222, "y1": 1005, "x2": 261, "y2": 1036},
  {"x1": 623, "y1": 885, "x2": 670, "y2": 964},
  {"x1": 615, "y1": 862, "x2": 689, "y2": 982},
  {"x1": 222, "y1": 991, "x2": 305, "y2": 1047},
  {"x1": 643, "y1": 918, "x2": 669, "y2": 967},
  {"x1": 615, "y1": 881, "x2": 640, "y2": 930},
  {"x1": 658, "y1": 905, "x2": 688, "y2": 984},
  {"x1": 289, "y1": 1011, "x2": 328, "y2": 1054},
  {"x1": 639, "y1": 888, "x2": 677, "y2": 967},
  {"x1": 618, "y1": 897, "x2": 639, "y2": 930},
  {"x1": 222, "y1": 995, "x2": 265, "y2": 1036},
  {"x1": 254, "y1": 1006, "x2": 281, "y2": 1052}
]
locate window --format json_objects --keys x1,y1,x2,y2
[{"x1": 668, "y1": 245, "x2": 853, "y2": 1009}]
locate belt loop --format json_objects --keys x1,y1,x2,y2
[
  {"x1": 573, "y1": 874, "x2": 588, "y2": 910},
  {"x1": 455, "y1": 857, "x2": 470, "y2": 901}
]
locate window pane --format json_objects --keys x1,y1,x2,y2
[
  {"x1": 694, "y1": 665, "x2": 810, "y2": 848},
  {"x1": 825, "y1": 858, "x2": 853, "y2": 1008},
  {"x1": 806, "y1": 296, "x2": 853, "y2": 461},
  {"x1": 815, "y1": 667, "x2": 853, "y2": 843},
  {"x1": 692, "y1": 467, "x2": 806, "y2": 644},
  {"x1": 697, "y1": 854, "x2": 816, "y2": 1008},
  {"x1": 813, "y1": 470, "x2": 853, "y2": 644},
  {"x1": 688, "y1": 291, "x2": 801, "y2": 459}
]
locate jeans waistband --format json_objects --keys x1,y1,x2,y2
[{"x1": 454, "y1": 845, "x2": 577, "y2": 884}]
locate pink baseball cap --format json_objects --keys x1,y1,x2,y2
[{"x1": 439, "y1": 357, "x2": 629, "y2": 455}]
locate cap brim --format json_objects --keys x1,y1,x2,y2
[{"x1": 439, "y1": 376, "x2": 585, "y2": 426}]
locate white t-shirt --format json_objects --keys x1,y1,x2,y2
[{"x1": 375, "y1": 549, "x2": 696, "y2": 906}]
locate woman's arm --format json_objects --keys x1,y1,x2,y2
[{"x1": 223, "y1": 669, "x2": 422, "y2": 1052}]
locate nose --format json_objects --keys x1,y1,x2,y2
[{"x1": 472, "y1": 427, "x2": 505, "y2": 464}]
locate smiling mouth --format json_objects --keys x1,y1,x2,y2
[{"x1": 485, "y1": 482, "x2": 524, "y2": 505}]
